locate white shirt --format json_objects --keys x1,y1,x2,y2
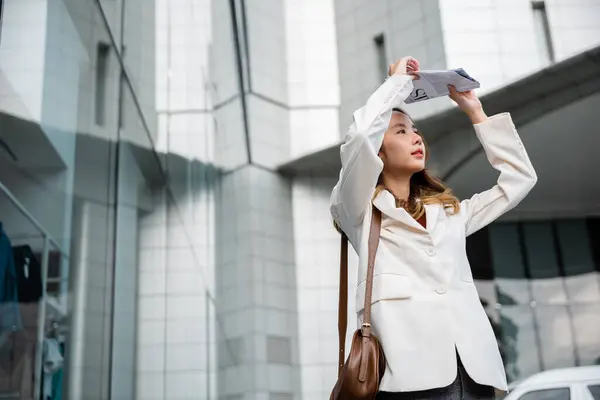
[{"x1": 330, "y1": 75, "x2": 537, "y2": 392}]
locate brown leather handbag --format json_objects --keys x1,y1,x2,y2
[{"x1": 330, "y1": 206, "x2": 385, "y2": 400}]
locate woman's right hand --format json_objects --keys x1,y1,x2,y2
[{"x1": 388, "y1": 57, "x2": 420, "y2": 79}]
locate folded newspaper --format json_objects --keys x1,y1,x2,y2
[{"x1": 405, "y1": 68, "x2": 480, "y2": 104}]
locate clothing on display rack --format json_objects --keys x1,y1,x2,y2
[
  {"x1": 0, "y1": 222, "x2": 22, "y2": 333},
  {"x1": 0, "y1": 183, "x2": 68, "y2": 399},
  {"x1": 12, "y1": 246, "x2": 42, "y2": 304},
  {"x1": 50, "y1": 342, "x2": 63, "y2": 400},
  {"x1": 0, "y1": 226, "x2": 46, "y2": 399},
  {"x1": 0, "y1": 223, "x2": 25, "y2": 398},
  {"x1": 41, "y1": 337, "x2": 63, "y2": 400}
]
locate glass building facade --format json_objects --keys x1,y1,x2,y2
[
  {"x1": 0, "y1": 0, "x2": 599, "y2": 399},
  {"x1": 468, "y1": 219, "x2": 600, "y2": 383},
  {"x1": 0, "y1": 0, "x2": 223, "y2": 398}
]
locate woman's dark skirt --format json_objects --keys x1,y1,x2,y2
[{"x1": 376, "y1": 352, "x2": 496, "y2": 400}]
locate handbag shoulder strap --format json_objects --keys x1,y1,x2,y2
[
  {"x1": 337, "y1": 205, "x2": 382, "y2": 375},
  {"x1": 337, "y1": 232, "x2": 348, "y2": 375}
]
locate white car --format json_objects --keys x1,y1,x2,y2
[{"x1": 501, "y1": 366, "x2": 600, "y2": 400}]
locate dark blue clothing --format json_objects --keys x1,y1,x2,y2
[{"x1": 0, "y1": 222, "x2": 22, "y2": 331}]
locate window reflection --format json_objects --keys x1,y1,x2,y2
[
  {"x1": 499, "y1": 305, "x2": 542, "y2": 382},
  {"x1": 489, "y1": 224, "x2": 531, "y2": 306},
  {"x1": 570, "y1": 303, "x2": 600, "y2": 365},
  {"x1": 534, "y1": 305, "x2": 576, "y2": 369},
  {"x1": 480, "y1": 217, "x2": 600, "y2": 384},
  {"x1": 556, "y1": 220, "x2": 600, "y2": 303},
  {"x1": 522, "y1": 222, "x2": 567, "y2": 305}
]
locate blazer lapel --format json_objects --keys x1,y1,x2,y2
[
  {"x1": 373, "y1": 191, "x2": 426, "y2": 232},
  {"x1": 373, "y1": 191, "x2": 445, "y2": 234},
  {"x1": 424, "y1": 203, "x2": 440, "y2": 233}
]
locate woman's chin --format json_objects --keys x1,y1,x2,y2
[{"x1": 409, "y1": 163, "x2": 426, "y2": 173}]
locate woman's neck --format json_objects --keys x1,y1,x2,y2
[{"x1": 382, "y1": 174, "x2": 411, "y2": 203}]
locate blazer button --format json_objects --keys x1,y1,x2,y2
[
  {"x1": 435, "y1": 286, "x2": 447, "y2": 294},
  {"x1": 426, "y1": 247, "x2": 436, "y2": 256}
]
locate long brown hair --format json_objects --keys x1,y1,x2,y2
[
  {"x1": 333, "y1": 109, "x2": 460, "y2": 234},
  {"x1": 373, "y1": 167, "x2": 460, "y2": 221}
]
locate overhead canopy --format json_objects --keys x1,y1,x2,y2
[{"x1": 277, "y1": 45, "x2": 600, "y2": 183}]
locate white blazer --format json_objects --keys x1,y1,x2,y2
[{"x1": 330, "y1": 74, "x2": 537, "y2": 393}]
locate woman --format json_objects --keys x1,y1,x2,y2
[{"x1": 330, "y1": 56, "x2": 537, "y2": 399}]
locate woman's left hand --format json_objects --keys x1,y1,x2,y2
[{"x1": 448, "y1": 85, "x2": 487, "y2": 124}]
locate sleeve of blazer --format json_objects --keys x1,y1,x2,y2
[
  {"x1": 460, "y1": 112, "x2": 537, "y2": 237},
  {"x1": 330, "y1": 75, "x2": 414, "y2": 231}
]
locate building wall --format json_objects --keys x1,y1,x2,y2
[
  {"x1": 137, "y1": 1, "x2": 305, "y2": 399},
  {"x1": 334, "y1": 0, "x2": 600, "y2": 132},
  {"x1": 438, "y1": 0, "x2": 600, "y2": 93},
  {"x1": 211, "y1": 0, "x2": 248, "y2": 170},
  {"x1": 155, "y1": 0, "x2": 213, "y2": 160},
  {"x1": 292, "y1": 176, "x2": 353, "y2": 399},
  {"x1": 285, "y1": 12, "x2": 344, "y2": 395},
  {"x1": 0, "y1": 0, "x2": 48, "y2": 122},
  {"x1": 544, "y1": 0, "x2": 600, "y2": 60},
  {"x1": 209, "y1": 0, "x2": 303, "y2": 396},
  {"x1": 214, "y1": 166, "x2": 300, "y2": 400},
  {"x1": 285, "y1": 0, "x2": 340, "y2": 159},
  {"x1": 244, "y1": 0, "x2": 291, "y2": 169},
  {"x1": 68, "y1": 199, "x2": 115, "y2": 400},
  {"x1": 334, "y1": 0, "x2": 448, "y2": 130},
  {"x1": 133, "y1": 1, "x2": 219, "y2": 397},
  {"x1": 439, "y1": 0, "x2": 543, "y2": 92},
  {"x1": 135, "y1": 170, "x2": 217, "y2": 400},
  {"x1": 123, "y1": 0, "x2": 157, "y2": 138}
]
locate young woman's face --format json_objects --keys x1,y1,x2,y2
[{"x1": 379, "y1": 111, "x2": 426, "y2": 175}]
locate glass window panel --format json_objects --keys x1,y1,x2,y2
[
  {"x1": 534, "y1": 305, "x2": 576, "y2": 370},
  {"x1": 556, "y1": 219, "x2": 600, "y2": 302},
  {"x1": 557, "y1": 220, "x2": 595, "y2": 276},
  {"x1": 489, "y1": 224, "x2": 530, "y2": 305},
  {"x1": 522, "y1": 222, "x2": 567, "y2": 304},
  {"x1": 499, "y1": 306, "x2": 542, "y2": 382},
  {"x1": 0, "y1": 1, "x2": 123, "y2": 398},
  {"x1": 570, "y1": 303, "x2": 600, "y2": 366},
  {"x1": 467, "y1": 227, "x2": 494, "y2": 281},
  {"x1": 496, "y1": 278, "x2": 530, "y2": 305},
  {"x1": 587, "y1": 218, "x2": 600, "y2": 273},
  {"x1": 97, "y1": 0, "x2": 124, "y2": 42},
  {"x1": 588, "y1": 385, "x2": 600, "y2": 400},
  {"x1": 522, "y1": 222, "x2": 560, "y2": 279},
  {"x1": 531, "y1": 277, "x2": 568, "y2": 305},
  {"x1": 519, "y1": 387, "x2": 570, "y2": 400},
  {"x1": 489, "y1": 224, "x2": 526, "y2": 279},
  {"x1": 122, "y1": 0, "x2": 158, "y2": 130},
  {"x1": 564, "y1": 273, "x2": 600, "y2": 303}
]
